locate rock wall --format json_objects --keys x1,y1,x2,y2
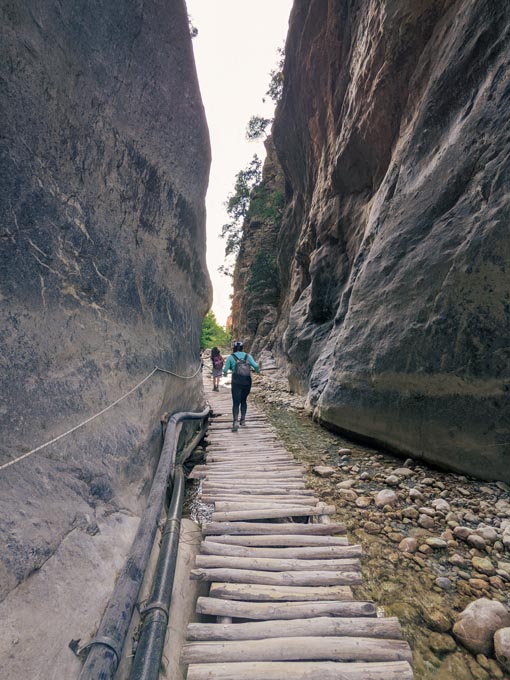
[
  {"x1": 0, "y1": 0, "x2": 211, "y2": 602},
  {"x1": 234, "y1": 0, "x2": 510, "y2": 481},
  {"x1": 232, "y1": 137, "x2": 284, "y2": 351}
]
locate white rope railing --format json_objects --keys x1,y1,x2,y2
[{"x1": 0, "y1": 364, "x2": 202, "y2": 473}]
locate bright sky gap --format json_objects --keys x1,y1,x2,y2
[{"x1": 186, "y1": 0, "x2": 293, "y2": 326}]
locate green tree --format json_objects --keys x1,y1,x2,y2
[
  {"x1": 219, "y1": 155, "x2": 262, "y2": 276},
  {"x1": 246, "y1": 115, "x2": 271, "y2": 141},
  {"x1": 200, "y1": 310, "x2": 231, "y2": 349},
  {"x1": 264, "y1": 46, "x2": 285, "y2": 104}
]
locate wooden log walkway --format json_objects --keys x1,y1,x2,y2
[{"x1": 181, "y1": 375, "x2": 413, "y2": 679}]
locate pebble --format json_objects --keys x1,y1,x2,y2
[
  {"x1": 355, "y1": 496, "x2": 372, "y2": 508},
  {"x1": 475, "y1": 526, "x2": 498, "y2": 544},
  {"x1": 421, "y1": 477, "x2": 435, "y2": 486},
  {"x1": 337, "y1": 488, "x2": 357, "y2": 501},
  {"x1": 313, "y1": 466, "x2": 336, "y2": 477},
  {"x1": 402, "y1": 506, "x2": 419, "y2": 519},
  {"x1": 453, "y1": 526, "x2": 471, "y2": 540},
  {"x1": 471, "y1": 556, "x2": 496, "y2": 576},
  {"x1": 418, "y1": 514, "x2": 435, "y2": 529},
  {"x1": 426, "y1": 537, "x2": 447, "y2": 549},
  {"x1": 364, "y1": 521, "x2": 381, "y2": 534},
  {"x1": 337, "y1": 479, "x2": 356, "y2": 489},
  {"x1": 393, "y1": 467, "x2": 415, "y2": 477},
  {"x1": 385, "y1": 475, "x2": 400, "y2": 486},
  {"x1": 431, "y1": 498, "x2": 450, "y2": 512},
  {"x1": 409, "y1": 488, "x2": 423, "y2": 501},
  {"x1": 467, "y1": 534, "x2": 487, "y2": 550},
  {"x1": 337, "y1": 448, "x2": 351, "y2": 455},
  {"x1": 375, "y1": 489, "x2": 398, "y2": 507},
  {"x1": 398, "y1": 537, "x2": 418, "y2": 553},
  {"x1": 419, "y1": 506, "x2": 436, "y2": 517},
  {"x1": 434, "y1": 577, "x2": 452, "y2": 590},
  {"x1": 449, "y1": 553, "x2": 466, "y2": 566},
  {"x1": 359, "y1": 471, "x2": 371, "y2": 480}
]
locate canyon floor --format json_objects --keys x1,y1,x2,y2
[{"x1": 238, "y1": 371, "x2": 510, "y2": 680}]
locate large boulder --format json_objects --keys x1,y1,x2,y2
[
  {"x1": 452, "y1": 599, "x2": 510, "y2": 655},
  {"x1": 494, "y1": 628, "x2": 510, "y2": 672}
]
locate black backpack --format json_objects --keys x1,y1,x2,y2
[{"x1": 232, "y1": 353, "x2": 252, "y2": 384}]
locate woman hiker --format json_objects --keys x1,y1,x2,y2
[
  {"x1": 223, "y1": 340, "x2": 260, "y2": 432},
  {"x1": 211, "y1": 347, "x2": 224, "y2": 391}
]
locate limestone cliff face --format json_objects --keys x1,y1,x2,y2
[
  {"x1": 232, "y1": 138, "x2": 284, "y2": 351},
  {"x1": 0, "y1": 0, "x2": 211, "y2": 600},
  {"x1": 237, "y1": 0, "x2": 510, "y2": 481}
]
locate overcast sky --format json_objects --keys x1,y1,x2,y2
[{"x1": 186, "y1": 0, "x2": 292, "y2": 325}]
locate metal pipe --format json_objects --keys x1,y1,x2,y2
[
  {"x1": 128, "y1": 418, "x2": 208, "y2": 679},
  {"x1": 129, "y1": 464, "x2": 186, "y2": 679},
  {"x1": 79, "y1": 407, "x2": 210, "y2": 680}
]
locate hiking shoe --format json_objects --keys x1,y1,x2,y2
[
  {"x1": 231, "y1": 420, "x2": 239, "y2": 432},
  {"x1": 239, "y1": 418, "x2": 246, "y2": 426}
]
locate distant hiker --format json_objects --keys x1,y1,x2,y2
[
  {"x1": 223, "y1": 340, "x2": 260, "y2": 432},
  {"x1": 211, "y1": 347, "x2": 224, "y2": 391}
]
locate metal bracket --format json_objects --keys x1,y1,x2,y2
[{"x1": 69, "y1": 635, "x2": 121, "y2": 666}]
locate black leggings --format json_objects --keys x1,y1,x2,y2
[{"x1": 231, "y1": 381, "x2": 251, "y2": 421}]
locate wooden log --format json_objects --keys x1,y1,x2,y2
[
  {"x1": 203, "y1": 472, "x2": 304, "y2": 479},
  {"x1": 202, "y1": 488, "x2": 316, "y2": 496},
  {"x1": 212, "y1": 502, "x2": 324, "y2": 512},
  {"x1": 203, "y1": 535, "x2": 349, "y2": 547},
  {"x1": 194, "y1": 555, "x2": 361, "y2": 572},
  {"x1": 196, "y1": 464, "x2": 302, "y2": 472},
  {"x1": 209, "y1": 583, "x2": 353, "y2": 602},
  {"x1": 196, "y1": 597, "x2": 376, "y2": 620},
  {"x1": 201, "y1": 497, "x2": 319, "y2": 506},
  {"x1": 201, "y1": 542, "x2": 360, "y2": 560},
  {"x1": 203, "y1": 499, "x2": 319, "y2": 509},
  {"x1": 190, "y1": 568, "x2": 362, "y2": 586},
  {"x1": 203, "y1": 522, "x2": 346, "y2": 536},
  {"x1": 186, "y1": 661, "x2": 413, "y2": 680},
  {"x1": 203, "y1": 481, "x2": 306, "y2": 489},
  {"x1": 186, "y1": 616, "x2": 403, "y2": 641},
  {"x1": 181, "y1": 636, "x2": 412, "y2": 664},
  {"x1": 211, "y1": 505, "x2": 335, "y2": 522}
]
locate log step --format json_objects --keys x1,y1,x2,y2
[
  {"x1": 209, "y1": 583, "x2": 354, "y2": 602},
  {"x1": 191, "y1": 567, "x2": 362, "y2": 586},
  {"x1": 186, "y1": 661, "x2": 414, "y2": 680},
  {"x1": 196, "y1": 597, "x2": 377, "y2": 620},
  {"x1": 181, "y1": 636, "x2": 413, "y2": 664},
  {"x1": 195, "y1": 555, "x2": 361, "y2": 572},
  {"x1": 203, "y1": 522, "x2": 346, "y2": 536},
  {"x1": 210, "y1": 505, "x2": 335, "y2": 522},
  {"x1": 203, "y1": 534, "x2": 349, "y2": 547},
  {"x1": 186, "y1": 615, "x2": 403, "y2": 641},
  {"x1": 201, "y1": 542, "x2": 361, "y2": 560}
]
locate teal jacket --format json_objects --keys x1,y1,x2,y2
[{"x1": 223, "y1": 351, "x2": 260, "y2": 376}]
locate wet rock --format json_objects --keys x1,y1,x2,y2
[
  {"x1": 375, "y1": 489, "x2": 398, "y2": 507},
  {"x1": 494, "y1": 627, "x2": 510, "y2": 671},
  {"x1": 452, "y1": 598, "x2": 510, "y2": 655}
]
